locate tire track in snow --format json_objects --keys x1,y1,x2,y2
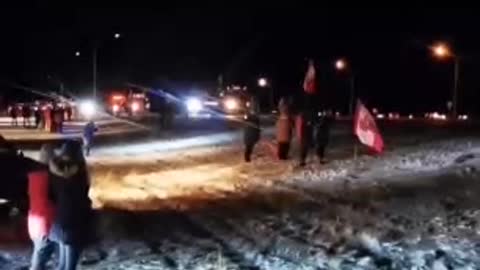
[
  {"x1": 188, "y1": 210, "x2": 328, "y2": 270},
  {"x1": 177, "y1": 213, "x2": 262, "y2": 270}
]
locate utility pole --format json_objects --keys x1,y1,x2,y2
[
  {"x1": 93, "y1": 46, "x2": 98, "y2": 98},
  {"x1": 60, "y1": 82, "x2": 64, "y2": 96},
  {"x1": 349, "y1": 75, "x2": 355, "y2": 117},
  {"x1": 452, "y1": 57, "x2": 460, "y2": 119}
]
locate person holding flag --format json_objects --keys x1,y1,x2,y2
[
  {"x1": 353, "y1": 100, "x2": 384, "y2": 154},
  {"x1": 296, "y1": 60, "x2": 317, "y2": 166}
]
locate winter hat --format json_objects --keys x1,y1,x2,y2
[
  {"x1": 278, "y1": 98, "x2": 289, "y2": 114},
  {"x1": 38, "y1": 143, "x2": 56, "y2": 164},
  {"x1": 55, "y1": 139, "x2": 84, "y2": 162}
]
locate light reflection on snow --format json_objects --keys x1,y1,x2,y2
[{"x1": 91, "y1": 163, "x2": 243, "y2": 210}]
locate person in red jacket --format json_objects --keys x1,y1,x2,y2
[
  {"x1": 276, "y1": 98, "x2": 294, "y2": 160},
  {"x1": 29, "y1": 144, "x2": 56, "y2": 270}
]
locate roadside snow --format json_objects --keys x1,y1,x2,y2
[{"x1": 3, "y1": 136, "x2": 480, "y2": 269}]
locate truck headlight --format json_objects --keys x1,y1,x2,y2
[
  {"x1": 79, "y1": 100, "x2": 96, "y2": 118},
  {"x1": 224, "y1": 98, "x2": 238, "y2": 111},
  {"x1": 131, "y1": 102, "x2": 140, "y2": 112},
  {"x1": 186, "y1": 98, "x2": 203, "y2": 113}
]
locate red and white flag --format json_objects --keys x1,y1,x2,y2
[
  {"x1": 303, "y1": 60, "x2": 316, "y2": 94},
  {"x1": 354, "y1": 100, "x2": 384, "y2": 153}
]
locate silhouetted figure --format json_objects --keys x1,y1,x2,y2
[
  {"x1": 314, "y1": 111, "x2": 334, "y2": 163},
  {"x1": 34, "y1": 107, "x2": 41, "y2": 128},
  {"x1": 82, "y1": 121, "x2": 97, "y2": 157},
  {"x1": 296, "y1": 111, "x2": 314, "y2": 166},
  {"x1": 9, "y1": 105, "x2": 18, "y2": 127},
  {"x1": 243, "y1": 98, "x2": 261, "y2": 162},
  {"x1": 22, "y1": 105, "x2": 31, "y2": 127}
]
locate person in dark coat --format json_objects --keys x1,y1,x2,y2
[
  {"x1": 66, "y1": 106, "x2": 73, "y2": 122},
  {"x1": 82, "y1": 121, "x2": 98, "y2": 157},
  {"x1": 29, "y1": 144, "x2": 56, "y2": 270},
  {"x1": 314, "y1": 111, "x2": 334, "y2": 164},
  {"x1": 9, "y1": 105, "x2": 18, "y2": 126},
  {"x1": 49, "y1": 107, "x2": 56, "y2": 133},
  {"x1": 243, "y1": 98, "x2": 261, "y2": 162},
  {"x1": 34, "y1": 107, "x2": 42, "y2": 129},
  {"x1": 23, "y1": 105, "x2": 31, "y2": 127},
  {"x1": 296, "y1": 110, "x2": 314, "y2": 166},
  {"x1": 58, "y1": 106, "x2": 65, "y2": 132},
  {"x1": 49, "y1": 140, "x2": 92, "y2": 270}
]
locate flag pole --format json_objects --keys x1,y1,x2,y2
[
  {"x1": 353, "y1": 142, "x2": 358, "y2": 160},
  {"x1": 353, "y1": 99, "x2": 358, "y2": 160}
]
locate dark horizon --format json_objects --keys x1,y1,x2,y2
[{"x1": 1, "y1": 7, "x2": 480, "y2": 114}]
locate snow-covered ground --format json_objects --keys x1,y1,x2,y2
[{"x1": 3, "y1": 128, "x2": 480, "y2": 269}]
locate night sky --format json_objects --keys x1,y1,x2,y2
[{"x1": 1, "y1": 6, "x2": 480, "y2": 114}]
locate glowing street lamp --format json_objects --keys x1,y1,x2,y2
[
  {"x1": 432, "y1": 42, "x2": 459, "y2": 118},
  {"x1": 335, "y1": 59, "x2": 347, "y2": 70},
  {"x1": 257, "y1": 77, "x2": 274, "y2": 111},
  {"x1": 258, "y1": 77, "x2": 268, "y2": 87},
  {"x1": 433, "y1": 43, "x2": 451, "y2": 58},
  {"x1": 77, "y1": 33, "x2": 122, "y2": 98},
  {"x1": 334, "y1": 58, "x2": 355, "y2": 116}
]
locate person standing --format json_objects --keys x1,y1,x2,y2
[
  {"x1": 44, "y1": 105, "x2": 52, "y2": 132},
  {"x1": 52, "y1": 106, "x2": 63, "y2": 133},
  {"x1": 243, "y1": 98, "x2": 261, "y2": 162},
  {"x1": 9, "y1": 105, "x2": 18, "y2": 126},
  {"x1": 276, "y1": 98, "x2": 293, "y2": 160},
  {"x1": 34, "y1": 107, "x2": 41, "y2": 129},
  {"x1": 49, "y1": 140, "x2": 93, "y2": 270},
  {"x1": 296, "y1": 110, "x2": 314, "y2": 166},
  {"x1": 314, "y1": 111, "x2": 334, "y2": 164},
  {"x1": 29, "y1": 144, "x2": 56, "y2": 270},
  {"x1": 58, "y1": 106, "x2": 65, "y2": 132},
  {"x1": 66, "y1": 106, "x2": 73, "y2": 122},
  {"x1": 23, "y1": 105, "x2": 31, "y2": 127},
  {"x1": 82, "y1": 121, "x2": 97, "y2": 157}
]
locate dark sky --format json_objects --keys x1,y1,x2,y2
[{"x1": 1, "y1": 6, "x2": 480, "y2": 114}]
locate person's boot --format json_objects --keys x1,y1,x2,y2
[
  {"x1": 298, "y1": 159, "x2": 306, "y2": 167},
  {"x1": 244, "y1": 151, "x2": 251, "y2": 162}
]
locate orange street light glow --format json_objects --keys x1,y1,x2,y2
[{"x1": 335, "y1": 59, "x2": 347, "y2": 70}]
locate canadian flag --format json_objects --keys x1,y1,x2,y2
[
  {"x1": 354, "y1": 100, "x2": 384, "y2": 153},
  {"x1": 303, "y1": 60, "x2": 316, "y2": 94}
]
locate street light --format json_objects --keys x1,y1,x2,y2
[
  {"x1": 433, "y1": 43, "x2": 451, "y2": 58},
  {"x1": 258, "y1": 77, "x2": 268, "y2": 87},
  {"x1": 432, "y1": 42, "x2": 459, "y2": 118},
  {"x1": 335, "y1": 59, "x2": 347, "y2": 71},
  {"x1": 258, "y1": 77, "x2": 274, "y2": 111},
  {"x1": 334, "y1": 58, "x2": 355, "y2": 117},
  {"x1": 76, "y1": 33, "x2": 122, "y2": 98}
]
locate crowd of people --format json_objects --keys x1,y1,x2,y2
[
  {"x1": 243, "y1": 97, "x2": 334, "y2": 166},
  {"x1": 7, "y1": 103, "x2": 74, "y2": 133},
  {"x1": 19, "y1": 96, "x2": 330, "y2": 270}
]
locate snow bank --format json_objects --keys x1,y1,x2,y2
[{"x1": 4, "y1": 137, "x2": 480, "y2": 269}]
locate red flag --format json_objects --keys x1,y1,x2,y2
[
  {"x1": 354, "y1": 100, "x2": 384, "y2": 153},
  {"x1": 303, "y1": 60, "x2": 316, "y2": 94}
]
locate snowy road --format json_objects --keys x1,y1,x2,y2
[{"x1": 4, "y1": 123, "x2": 480, "y2": 269}]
